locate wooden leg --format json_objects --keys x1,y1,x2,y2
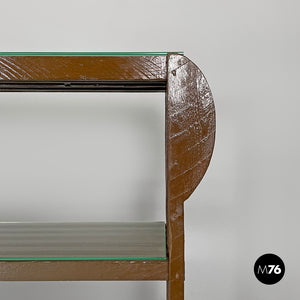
[
  {"x1": 167, "y1": 278, "x2": 184, "y2": 300},
  {"x1": 166, "y1": 202, "x2": 185, "y2": 300}
]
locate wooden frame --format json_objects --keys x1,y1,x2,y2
[{"x1": 0, "y1": 53, "x2": 215, "y2": 300}]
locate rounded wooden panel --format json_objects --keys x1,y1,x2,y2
[{"x1": 166, "y1": 54, "x2": 216, "y2": 203}]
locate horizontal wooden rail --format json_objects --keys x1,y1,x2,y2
[
  {"x1": 0, "y1": 56, "x2": 167, "y2": 82},
  {"x1": 0, "y1": 260, "x2": 168, "y2": 281}
]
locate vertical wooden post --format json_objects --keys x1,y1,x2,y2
[
  {"x1": 166, "y1": 201, "x2": 185, "y2": 300},
  {"x1": 166, "y1": 54, "x2": 216, "y2": 300}
]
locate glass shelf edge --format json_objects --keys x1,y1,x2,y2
[
  {"x1": 0, "y1": 52, "x2": 184, "y2": 56},
  {"x1": 0, "y1": 257, "x2": 167, "y2": 261}
]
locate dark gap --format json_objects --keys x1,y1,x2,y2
[{"x1": 0, "y1": 80, "x2": 166, "y2": 92}]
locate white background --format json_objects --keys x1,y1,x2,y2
[{"x1": 0, "y1": 0, "x2": 299, "y2": 299}]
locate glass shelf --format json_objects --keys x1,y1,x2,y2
[
  {"x1": 0, "y1": 52, "x2": 183, "y2": 56},
  {"x1": 0, "y1": 222, "x2": 167, "y2": 261}
]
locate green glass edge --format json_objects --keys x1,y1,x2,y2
[
  {"x1": 0, "y1": 52, "x2": 183, "y2": 56},
  {"x1": 0, "y1": 256, "x2": 167, "y2": 261}
]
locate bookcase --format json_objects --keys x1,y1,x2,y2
[{"x1": 0, "y1": 52, "x2": 215, "y2": 300}]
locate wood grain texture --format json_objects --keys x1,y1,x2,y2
[
  {"x1": 166, "y1": 54, "x2": 215, "y2": 203},
  {"x1": 0, "y1": 260, "x2": 168, "y2": 281},
  {"x1": 0, "y1": 56, "x2": 166, "y2": 81},
  {"x1": 166, "y1": 54, "x2": 215, "y2": 300}
]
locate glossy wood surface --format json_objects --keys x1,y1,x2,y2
[
  {"x1": 166, "y1": 54, "x2": 215, "y2": 203},
  {"x1": 166, "y1": 54, "x2": 215, "y2": 300},
  {"x1": 0, "y1": 56, "x2": 166, "y2": 81}
]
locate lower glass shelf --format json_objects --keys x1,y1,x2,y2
[{"x1": 0, "y1": 222, "x2": 166, "y2": 261}]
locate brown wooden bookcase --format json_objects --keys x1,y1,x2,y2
[{"x1": 0, "y1": 52, "x2": 216, "y2": 300}]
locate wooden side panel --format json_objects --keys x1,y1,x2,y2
[
  {"x1": 166, "y1": 54, "x2": 216, "y2": 203},
  {"x1": 0, "y1": 260, "x2": 168, "y2": 281},
  {"x1": 166, "y1": 54, "x2": 216, "y2": 300},
  {"x1": 0, "y1": 56, "x2": 166, "y2": 81}
]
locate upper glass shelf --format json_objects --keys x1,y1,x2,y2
[{"x1": 0, "y1": 52, "x2": 184, "y2": 56}]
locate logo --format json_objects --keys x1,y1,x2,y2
[{"x1": 254, "y1": 253, "x2": 285, "y2": 285}]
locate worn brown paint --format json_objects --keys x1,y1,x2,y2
[{"x1": 0, "y1": 53, "x2": 215, "y2": 300}]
